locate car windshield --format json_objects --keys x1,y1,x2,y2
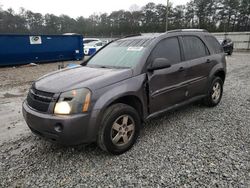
[
  {"x1": 87, "y1": 39, "x2": 151, "y2": 68},
  {"x1": 84, "y1": 39, "x2": 99, "y2": 44}
]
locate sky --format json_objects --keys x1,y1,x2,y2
[{"x1": 0, "y1": 0, "x2": 189, "y2": 18}]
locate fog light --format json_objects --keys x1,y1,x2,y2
[{"x1": 54, "y1": 123, "x2": 63, "y2": 133}]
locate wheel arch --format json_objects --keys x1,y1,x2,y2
[
  {"x1": 90, "y1": 91, "x2": 146, "y2": 138},
  {"x1": 208, "y1": 63, "x2": 226, "y2": 84},
  {"x1": 214, "y1": 69, "x2": 226, "y2": 83},
  {"x1": 107, "y1": 95, "x2": 144, "y2": 121}
]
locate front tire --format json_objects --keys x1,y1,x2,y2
[
  {"x1": 98, "y1": 103, "x2": 140, "y2": 155},
  {"x1": 203, "y1": 77, "x2": 223, "y2": 107}
]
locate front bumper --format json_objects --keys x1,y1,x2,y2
[{"x1": 22, "y1": 100, "x2": 98, "y2": 145}]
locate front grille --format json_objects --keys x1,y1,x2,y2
[{"x1": 27, "y1": 88, "x2": 55, "y2": 113}]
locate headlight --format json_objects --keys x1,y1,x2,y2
[{"x1": 54, "y1": 88, "x2": 91, "y2": 115}]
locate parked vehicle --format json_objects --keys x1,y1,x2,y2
[
  {"x1": 84, "y1": 41, "x2": 104, "y2": 56},
  {"x1": 83, "y1": 38, "x2": 101, "y2": 44},
  {"x1": 217, "y1": 37, "x2": 234, "y2": 55},
  {"x1": 101, "y1": 39, "x2": 111, "y2": 45},
  {"x1": 23, "y1": 29, "x2": 226, "y2": 155}
]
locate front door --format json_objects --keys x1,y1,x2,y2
[{"x1": 147, "y1": 37, "x2": 187, "y2": 114}]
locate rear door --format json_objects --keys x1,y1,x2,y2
[
  {"x1": 147, "y1": 37, "x2": 188, "y2": 114},
  {"x1": 180, "y1": 35, "x2": 212, "y2": 98}
]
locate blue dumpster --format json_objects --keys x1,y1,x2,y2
[{"x1": 0, "y1": 34, "x2": 84, "y2": 66}]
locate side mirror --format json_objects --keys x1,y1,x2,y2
[{"x1": 147, "y1": 58, "x2": 171, "y2": 71}]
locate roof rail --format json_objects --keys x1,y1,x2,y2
[
  {"x1": 122, "y1": 33, "x2": 142, "y2": 38},
  {"x1": 167, "y1": 29, "x2": 208, "y2": 33},
  {"x1": 99, "y1": 33, "x2": 142, "y2": 48}
]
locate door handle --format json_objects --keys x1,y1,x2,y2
[
  {"x1": 178, "y1": 67, "x2": 185, "y2": 72},
  {"x1": 206, "y1": 59, "x2": 211, "y2": 63}
]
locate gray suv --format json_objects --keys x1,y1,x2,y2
[{"x1": 23, "y1": 29, "x2": 226, "y2": 155}]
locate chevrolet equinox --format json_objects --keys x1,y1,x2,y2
[{"x1": 23, "y1": 29, "x2": 226, "y2": 155}]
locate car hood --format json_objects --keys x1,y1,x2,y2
[{"x1": 34, "y1": 66, "x2": 133, "y2": 93}]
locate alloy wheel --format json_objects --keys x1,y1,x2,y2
[
  {"x1": 111, "y1": 115, "x2": 135, "y2": 147},
  {"x1": 211, "y1": 82, "x2": 221, "y2": 103}
]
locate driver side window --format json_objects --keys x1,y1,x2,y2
[{"x1": 150, "y1": 37, "x2": 181, "y2": 65}]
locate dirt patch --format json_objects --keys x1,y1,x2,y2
[{"x1": 1, "y1": 54, "x2": 250, "y2": 187}]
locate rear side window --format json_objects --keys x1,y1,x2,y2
[
  {"x1": 150, "y1": 37, "x2": 181, "y2": 64},
  {"x1": 205, "y1": 36, "x2": 223, "y2": 54},
  {"x1": 182, "y1": 36, "x2": 208, "y2": 60}
]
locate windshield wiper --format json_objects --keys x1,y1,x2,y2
[
  {"x1": 87, "y1": 64, "x2": 130, "y2": 69},
  {"x1": 100, "y1": 66, "x2": 109, "y2": 69},
  {"x1": 87, "y1": 65, "x2": 111, "y2": 69},
  {"x1": 110, "y1": 66, "x2": 130, "y2": 69}
]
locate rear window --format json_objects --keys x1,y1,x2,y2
[
  {"x1": 205, "y1": 36, "x2": 223, "y2": 54},
  {"x1": 182, "y1": 36, "x2": 208, "y2": 60}
]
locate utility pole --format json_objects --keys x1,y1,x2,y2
[{"x1": 166, "y1": 0, "x2": 170, "y2": 31}]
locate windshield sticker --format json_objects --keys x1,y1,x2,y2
[{"x1": 127, "y1": 47, "x2": 144, "y2": 51}]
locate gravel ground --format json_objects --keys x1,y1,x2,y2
[{"x1": 0, "y1": 53, "x2": 250, "y2": 187}]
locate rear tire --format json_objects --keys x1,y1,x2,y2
[
  {"x1": 98, "y1": 103, "x2": 140, "y2": 155},
  {"x1": 203, "y1": 77, "x2": 223, "y2": 107}
]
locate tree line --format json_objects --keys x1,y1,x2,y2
[{"x1": 0, "y1": 0, "x2": 249, "y2": 37}]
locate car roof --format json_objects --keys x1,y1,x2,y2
[
  {"x1": 121, "y1": 29, "x2": 209, "y2": 40},
  {"x1": 117, "y1": 29, "x2": 210, "y2": 46}
]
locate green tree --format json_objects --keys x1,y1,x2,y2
[
  {"x1": 237, "y1": 0, "x2": 250, "y2": 31},
  {"x1": 59, "y1": 15, "x2": 77, "y2": 33},
  {"x1": 185, "y1": 0, "x2": 197, "y2": 28},
  {"x1": 171, "y1": 5, "x2": 186, "y2": 29},
  {"x1": 0, "y1": 0, "x2": 249, "y2": 36},
  {"x1": 141, "y1": 3, "x2": 159, "y2": 32},
  {"x1": 24, "y1": 10, "x2": 44, "y2": 34},
  {"x1": 44, "y1": 14, "x2": 61, "y2": 34}
]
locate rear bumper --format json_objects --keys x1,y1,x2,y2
[
  {"x1": 223, "y1": 45, "x2": 233, "y2": 53},
  {"x1": 22, "y1": 100, "x2": 98, "y2": 145}
]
